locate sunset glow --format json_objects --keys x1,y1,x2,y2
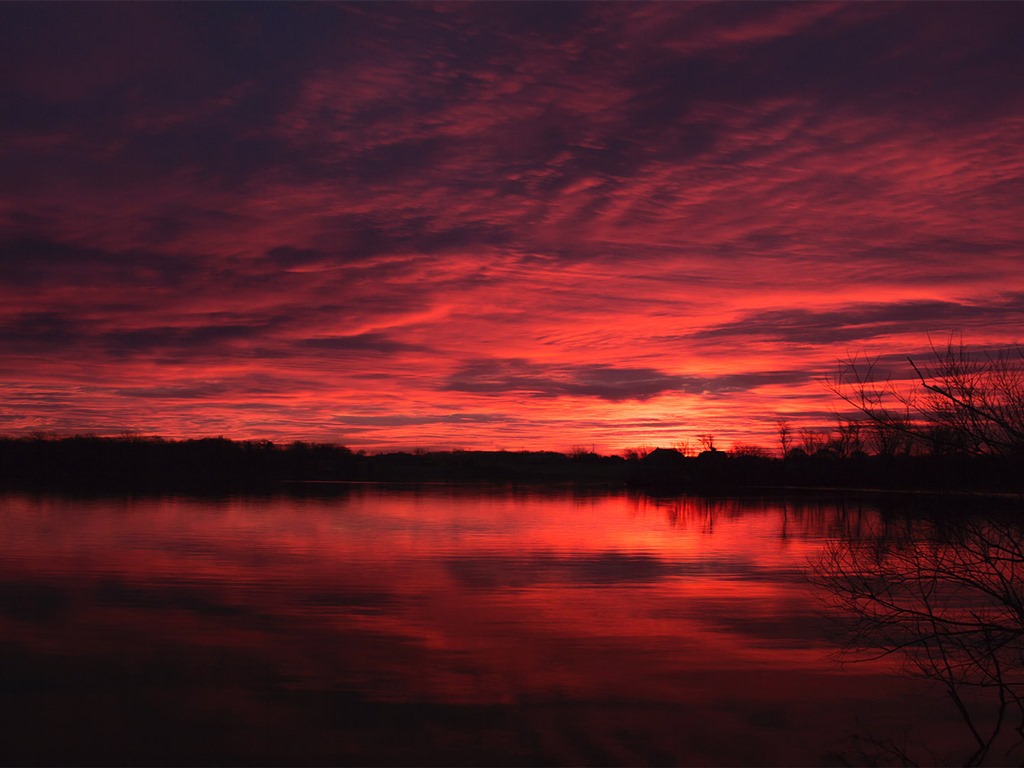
[{"x1": 3, "y1": 2, "x2": 1023, "y2": 451}]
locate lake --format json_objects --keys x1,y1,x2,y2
[{"x1": 0, "y1": 486, "x2": 1021, "y2": 766}]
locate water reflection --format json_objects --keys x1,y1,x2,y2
[
  {"x1": 810, "y1": 508, "x2": 1024, "y2": 766},
  {"x1": 0, "y1": 488, "x2": 997, "y2": 765}
]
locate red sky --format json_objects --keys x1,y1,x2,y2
[{"x1": 2, "y1": 2, "x2": 1023, "y2": 452}]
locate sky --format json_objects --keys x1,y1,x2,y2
[{"x1": 2, "y1": 2, "x2": 1023, "y2": 453}]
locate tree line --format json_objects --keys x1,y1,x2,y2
[{"x1": 1, "y1": 339, "x2": 1021, "y2": 493}]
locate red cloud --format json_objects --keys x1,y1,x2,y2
[{"x1": 2, "y1": 3, "x2": 1023, "y2": 450}]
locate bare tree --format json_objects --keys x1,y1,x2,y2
[
  {"x1": 831, "y1": 416, "x2": 865, "y2": 458},
  {"x1": 829, "y1": 338, "x2": 1024, "y2": 458},
  {"x1": 622, "y1": 445, "x2": 653, "y2": 461},
  {"x1": 776, "y1": 419, "x2": 792, "y2": 458},
  {"x1": 799, "y1": 426, "x2": 830, "y2": 455},
  {"x1": 729, "y1": 444, "x2": 771, "y2": 458},
  {"x1": 811, "y1": 515, "x2": 1024, "y2": 766},
  {"x1": 673, "y1": 439, "x2": 695, "y2": 457},
  {"x1": 697, "y1": 433, "x2": 716, "y2": 452}
]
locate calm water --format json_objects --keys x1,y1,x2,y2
[{"x1": 0, "y1": 487, "x2": 1020, "y2": 765}]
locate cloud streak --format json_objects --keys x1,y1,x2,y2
[
  {"x1": 444, "y1": 359, "x2": 811, "y2": 402},
  {"x1": 1, "y1": 2, "x2": 1023, "y2": 450}
]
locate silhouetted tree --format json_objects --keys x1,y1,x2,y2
[
  {"x1": 697, "y1": 433, "x2": 716, "y2": 452},
  {"x1": 673, "y1": 439, "x2": 695, "y2": 457},
  {"x1": 830, "y1": 338, "x2": 1024, "y2": 458},
  {"x1": 776, "y1": 419, "x2": 792, "y2": 459},
  {"x1": 729, "y1": 443, "x2": 771, "y2": 458},
  {"x1": 622, "y1": 445, "x2": 653, "y2": 461},
  {"x1": 799, "y1": 426, "x2": 830, "y2": 455},
  {"x1": 811, "y1": 514, "x2": 1024, "y2": 766},
  {"x1": 829, "y1": 416, "x2": 865, "y2": 459}
]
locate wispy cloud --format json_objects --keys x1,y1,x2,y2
[{"x1": 1, "y1": 2, "x2": 1023, "y2": 450}]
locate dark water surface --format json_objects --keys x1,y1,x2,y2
[{"x1": 0, "y1": 487, "x2": 1020, "y2": 765}]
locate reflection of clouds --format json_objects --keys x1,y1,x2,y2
[
  {"x1": 0, "y1": 580, "x2": 73, "y2": 624},
  {"x1": 0, "y1": 489, "x2": 980, "y2": 763},
  {"x1": 444, "y1": 551, "x2": 755, "y2": 588},
  {"x1": 0, "y1": 491, "x2": 836, "y2": 724}
]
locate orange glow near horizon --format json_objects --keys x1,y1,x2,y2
[{"x1": 2, "y1": 4, "x2": 1024, "y2": 452}]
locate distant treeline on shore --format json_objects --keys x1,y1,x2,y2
[{"x1": 0, "y1": 435, "x2": 1020, "y2": 494}]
